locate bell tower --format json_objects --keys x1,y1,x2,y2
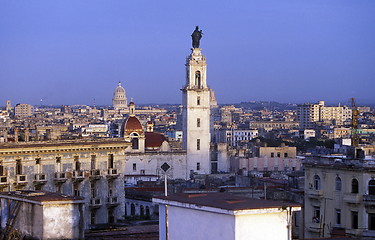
[{"x1": 182, "y1": 29, "x2": 211, "y2": 175}]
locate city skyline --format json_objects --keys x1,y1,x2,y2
[{"x1": 1, "y1": 0, "x2": 374, "y2": 106}]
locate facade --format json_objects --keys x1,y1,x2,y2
[
  {"x1": 153, "y1": 192, "x2": 301, "y2": 240},
  {"x1": 297, "y1": 101, "x2": 352, "y2": 128},
  {"x1": 232, "y1": 146, "x2": 302, "y2": 174},
  {"x1": 304, "y1": 154, "x2": 375, "y2": 239},
  {"x1": 112, "y1": 82, "x2": 128, "y2": 111},
  {"x1": 0, "y1": 191, "x2": 85, "y2": 239},
  {"x1": 14, "y1": 104, "x2": 33, "y2": 118},
  {"x1": 182, "y1": 47, "x2": 211, "y2": 174},
  {"x1": 250, "y1": 121, "x2": 299, "y2": 130},
  {"x1": 0, "y1": 139, "x2": 129, "y2": 230}
]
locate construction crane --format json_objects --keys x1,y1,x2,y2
[{"x1": 351, "y1": 97, "x2": 359, "y2": 147}]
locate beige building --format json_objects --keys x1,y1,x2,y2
[
  {"x1": 297, "y1": 101, "x2": 352, "y2": 128},
  {"x1": 304, "y1": 154, "x2": 375, "y2": 239},
  {"x1": 0, "y1": 139, "x2": 129, "y2": 230},
  {"x1": 14, "y1": 104, "x2": 33, "y2": 118}
]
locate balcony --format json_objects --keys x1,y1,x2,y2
[
  {"x1": 306, "y1": 222, "x2": 321, "y2": 233},
  {"x1": 107, "y1": 196, "x2": 119, "y2": 206},
  {"x1": 89, "y1": 169, "x2": 102, "y2": 180},
  {"x1": 363, "y1": 230, "x2": 375, "y2": 238},
  {"x1": 343, "y1": 193, "x2": 362, "y2": 204},
  {"x1": 306, "y1": 189, "x2": 323, "y2": 199},
  {"x1": 33, "y1": 173, "x2": 47, "y2": 185},
  {"x1": 363, "y1": 194, "x2": 375, "y2": 206},
  {"x1": 72, "y1": 170, "x2": 87, "y2": 182},
  {"x1": 54, "y1": 172, "x2": 67, "y2": 183},
  {"x1": 16, "y1": 175, "x2": 27, "y2": 185},
  {"x1": 106, "y1": 169, "x2": 119, "y2": 179},
  {"x1": 0, "y1": 176, "x2": 9, "y2": 185},
  {"x1": 89, "y1": 198, "x2": 102, "y2": 208}
]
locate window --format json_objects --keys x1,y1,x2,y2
[
  {"x1": 197, "y1": 118, "x2": 201, "y2": 127},
  {"x1": 277, "y1": 152, "x2": 281, "y2": 158},
  {"x1": 0, "y1": 161, "x2": 3, "y2": 176},
  {"x1": 197, "y1": 139, "x2": 200, "y2": 150},
  {"x1": 91, "y1": 210, "x2": 96, "y2": 225},
  {"x1": 352, "y1": 179, "x2": 359, "y2": 194},
  {"x1": 369, "y1": 180, "x2": 375, "y2": 195},
  {"x1": 74, "y1": 156, "x2": 80, "y2": 171},
  {"x1": 197, "y1": 96, "x2": 200, "y2": 105},
  {"x1": 195, "y1": 71, "x2": 201, "y2": 88},
  {"x1": 16, "y1": 160, "x2": 22, "y2": 175},
  {"x1": 284, "y1": 153, "x2": 288, "y2": 157},
  {"x1": 130, "y1": 203, "x2": 136, "y2": 216},
  {"x1": 335, "y1": 177, "x2": 342, "y2": 191},
  {"x1": 108, "y1": 154, "x2": 114, "y2": 169},
  {"x1": 108, "y1": 208, "x2": 115, "y2": 223},
  {"x1": 274, "y1": 166, "x2": 278, "y2": 171},
  {"x1": 131, "y1": 138, "x2": 139, "y2": 149},
  {"x1": 197, "y1": 162, "x2": 200, "y2": 171},
  {"x1": 56, "y1": 156, "x2": 61, "y2": 163},
  {"x1": 335, "y1": 209, "x2": 341, "y2": 225},
  {"x1": 271, "y1": 152, "x2": 274, "y2": 158},
  {"x1": 313, "y1": 207, "x2": 320, "y2": 223},
  {"x1": 313, "y1": 175, "x2": 321, "y2": 190},
  {"x1": 369, "y1": 213, "x2": 375, "y2": 230},
  {"x1": 91, "y1": 155, "x2": 96, "y2": 170},
  {"x1": 352, "y1": 211, "x2": 358, "y2": 229}
]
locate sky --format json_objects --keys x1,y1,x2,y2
[{"x1": 1, "y1": 0, "x2": 374, "y2": 106}]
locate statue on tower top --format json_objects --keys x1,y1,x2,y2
[{"x1": 191, "y1": 26, "x2": 203, "y2": 48}]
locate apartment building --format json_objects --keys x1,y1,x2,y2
[
  {"x1": 0, "y1": 139, "x2": 130, "y2": 230},
  {"x1": 304, "y1": 154, "x2": 375, "y2": 239}
]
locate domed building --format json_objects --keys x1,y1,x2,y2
[
  {"x1": 112, "y1": 82, "x2": 128, "y2": 111},
  {"x1": 120, "y1": 102, "x2": 170, "y2": 153}
]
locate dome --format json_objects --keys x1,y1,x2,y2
[
  {"x1": 122, "y1": 116, "x2": 143, "y2": 136},
  {"x1": 113, "y1": 82, "x2": 128, "y2": 110},
  {"x1": 145, "y1": 132, "x2": 167, "y2": 149}
]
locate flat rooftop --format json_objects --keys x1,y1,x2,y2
[
  {"x1": 0, "y1": 191, "x2": 84, "y2": 204},
  {"x1": 153, "y1": 192, "x2": 300, "y2": 212}
]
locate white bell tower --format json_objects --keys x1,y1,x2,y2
[{"x1": 182, "y1": 47, "x2": 211, "y2": 175}]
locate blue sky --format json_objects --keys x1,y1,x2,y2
[{"x1": 1, "y1": 0, "x2": 374, "y2": 106}]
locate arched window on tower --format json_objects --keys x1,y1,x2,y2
[
  {"x1": 130, "y1": 133, "x2": 139, "y2": 149},
  {"x1": 195, "y1": 71, "x2": 201, "y2": 88}
]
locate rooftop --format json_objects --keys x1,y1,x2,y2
[
  {"x1": 0, "y1": 191, "x2": 85, "y2": 204},
  {"x1": 153, "y1": 192, "x2": 300, "y2": 213}
]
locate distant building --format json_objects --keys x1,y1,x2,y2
[
  {"x1": 297, "y1": 101, "x2": 352, "y2": 128},
  {"x1": 112, "y1": 82, "x2": 128, "y2": 111},
  {"x1": 153, "y1": 192, "x2": 301, "y2": 240},
  {"x1": 14, "y1": 104, "x2": 33, "y2": 118}
]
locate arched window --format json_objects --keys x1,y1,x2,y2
[
  {"x1": 313, "y1": 175, "x2": 321, "y2": 190},
  {"x1": 130, "y1": 203, "x2": 135, "y2": 216},
  {"x1": 146, "y1": 206, "x2": 150, "y2": 218},
  {"x1": 335, "y1": 177, "x2": 342, "y2": 191},
  {"x1": 369, "y1": 180, "x2": 375, "y2": 195},
  {"x1": 140, "y1": 205, "x2": 144, "y2": 216},
  {"x1": 352, "y1": 179, "x2": 359, "y2": 194},
  {"x1": 195, "y1": 71, "x2": 201, "y2": 88}
]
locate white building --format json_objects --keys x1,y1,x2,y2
[
  {"x1": 153, "y1": 192, "x2": 301, "y2": 240},
  {"x1": 112, "y1": 82, "x2": 128, "y2": 111},
  {"x1": 182, "y1": 47, "x2": 211, "y2": 174},
  {"x1": 0, "y1": 191, "x2": 85, "y2": 239}
]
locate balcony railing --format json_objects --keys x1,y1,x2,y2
[
  {"x1": 54, "y1": 172, "x2": 67, "y2": 183},
  {"x1": 89, "y1": 169, "x2": 102, "y2": 180},
  {"x1": 33, "y1": 173, "x2": 47, "y2": 185},
  {"x1": 0, "y1": 176, "x2": 8, "y2": 185},
  {"x1": 363, "y1": 194, "x2": 375, "y2": 205},
  {"x1": 306, "y1": 189, "x2": 323, "y2": 199},
  {"x1": 72, "y1": 170, "x2": 86, "y2": 181},
  {"x1": 343, "y1": 193, "x2": 362, "y2": 204},
  {"x1": 16, "y1": 175, "x2": 27, "y2": 185},
  {"x1": 89, "y1": 198, "x2": 102, "y2": 208},
  {"x1": 107, "y1": 169, "x2": 119, "y2": 179},
  {"x1": 107, "y1": 196, "x2": 119, "y2": 206}
]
